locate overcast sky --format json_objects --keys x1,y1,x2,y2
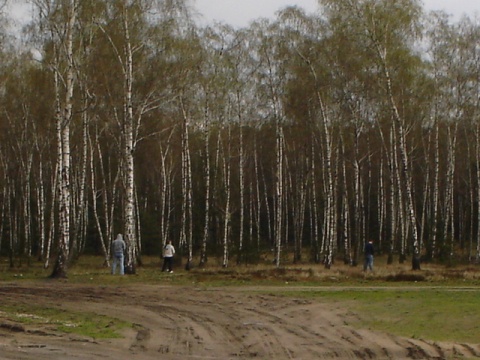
[
  {"x1": 9, "y1": 0, "x2": 480, "y2": 30},
  {"x1": 194, "y1": 0, "x2": 480, "y2": 28}
]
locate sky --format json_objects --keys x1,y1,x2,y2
[
  {"x1": 194, "y1": 0, "x2": 480, "y2": 28},
  {"x1": 8, "y1": 0, "x2": 480, "y2": 30}
]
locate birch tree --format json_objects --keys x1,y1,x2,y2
[
  {"x1": 321, "y1": 0, "x2": 424, "y2": 267},
  {"x1": 94, "y1": 0, "x2": 191, "y2": 273},
  {"x1": 29, "y1": 0, "x2": 78, "y2": 278},
  {"x1": 251, "y1": 20, "x2": 289, "y2": 267},
  {"x1": 426, "y1": 13, "x2": 480, "y2": 261},
  {"x1": 294, "y1": 36, "x2": 338, "y2": 268},
  {"x1": 5, "y1": 0, "x2": 480, "y2": 270}
]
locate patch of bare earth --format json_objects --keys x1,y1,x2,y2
[{"x1": 0, "y1": 282, "x2": 478, "y2": 359}]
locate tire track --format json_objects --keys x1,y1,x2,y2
[{"x1": 1, "y1": 284, "x2": 479, "y2": 359}]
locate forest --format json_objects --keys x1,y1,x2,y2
[{"x1": 0, "y1": 0, "x2": 479, "y2": 277}]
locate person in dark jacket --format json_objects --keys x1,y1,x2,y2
[{"x1": 363, "y1": 240, "x2": 374, "y2": 271}]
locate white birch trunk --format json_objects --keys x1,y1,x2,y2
[
  {"x1": 69, "y1": 96, "x2": 88, "y2": 260},
  {"x1": 378, "y1": 155, "x2": 386, "y2": 254},
  {"x1": 180, "y1": 116, "x2": 188, "y2": 250},
  {"x1": 22, "y1": 154, "x2": 33, "y2": 259},
  {"x1": 36, "y1": 164, "x2": 46, "y2": 260},
  {"x1": 222, "y1": 128, "x2": 231, "y2": 268},
  {"x1": 186, "y1": 129, "x2": 193, "y2": 269},
  {"x1": 0, "y1": 175, "x2": 6, "y2": 255},
  {"x1": 122, "y1": 6, "x2": 137, "y2": 274},
  {"x1": 51, "y1": 0, "x2": 76, "y2": 278},
  {"x1": 7, "y1": 184, "x2": 15, "y2": 267},
  {"x1": 200, "y1": 100, "x2": 211, "y2": 266},
  {"x1": 180, "y1": 101, "x2": 194, "y2": 268},
  {"x1": 89, "y1": 136, "x2": 110, "y2": 267},
  {"x1": 261, "y1": 160, "x2": 273, "y2": 246},
  {"x1": 392, "y1": 125, "x2": 407, "y2": 263},
  {"x1": 44, "y1": 161, "x2": 58, "y2": 269},
  {"x1": 388, "y1": 127, "x2": 397, "y2": 263},
  {"x1": 135, "y1": 189, "x2": 142, "y2": 258},
  {"x1": 253, "y1": 136, "x2": 262, "y2": 249},
  {"x1": 310, "y1": 140, "x2": 320, "y2": 263},
  {"x1": 419, "y1": 131, "x2": 432, "y2": 255},
  {"x1": 384, "y1": 60, "x2": 420, "y2": 266},
  {"x1": 238, "y1": 107, "x2": 245, "y2": 264},
  {"x1": 317, "y1": 96, "x2": 335, "y2": 269},
  {"x1": 274, "y1": 124, "x2": 284, "y2": 268},
  {"x1": 444, "y1": 124, "x2": 458, "y2": 259},
  {"x1": 291, "y1": 153, "x2": 308, "y2": 263},
  {"x1": 212, "y1": 131, "x2": 222, "y2": 255},
  {"x1": 159, "y1": 129, "x2": 174, "y2": 256},
  {"x1": 476, "y1": 122, "x2": 480, "y2": 261},
  {"x1": 431, "y1": 118, "x2": 440, "y2": 259},
  {"x1": 341, "y1": 137, "x2": 352, "y2": 265},
  {"x1": 353, "y1": 130, "x2": 362, "y2": 264}
]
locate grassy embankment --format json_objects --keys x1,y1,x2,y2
[{"x1": 0, "y1": 255, "x2": 479, "y2": 342}]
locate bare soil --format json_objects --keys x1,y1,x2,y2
[{"x1": 0, "y1": 281, "x2": 479, "y2": 360}]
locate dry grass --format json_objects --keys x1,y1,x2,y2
[
  {"x1": 2, "y1": 253, "x2": 480, "y2": 286},
  {"x1": 180, "y1": 255, "x2": 480, "y2": 286}
]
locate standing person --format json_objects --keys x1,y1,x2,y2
[
  {"x1": 363, "y1": 239, "x2": 374, "y2": 271},
  {"x1": 162, "y1": 240, "x2": 175, "y2": 273},
  {"x1": 112, "y1": 234, "x2": 126, "y2": 275}
]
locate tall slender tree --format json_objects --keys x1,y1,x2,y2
[{"x1": 29, "y1": 0, "x2": 79, "y2": 278}]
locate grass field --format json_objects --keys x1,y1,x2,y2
[{"x1": 1, "y1": 254, "x2": 480, "y2": 344}]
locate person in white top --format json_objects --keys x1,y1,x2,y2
[{"x1": 162, "y1": 240, "x2": 175, "y2": 273}]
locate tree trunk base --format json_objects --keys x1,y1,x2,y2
[
  {"x1": 412, "y1": 256, "x2": 421, "y2": 270},
  {"x1": 124, "y1": 264, "x2": 136, "y2": 275},
  {"x1": 49, "y1": 256, "x2": 68, "y2": 279},
  {"x1": 387, "y1": 253, "x2": 393, "y2": 264}
]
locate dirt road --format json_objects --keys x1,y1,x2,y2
[{"x1": 0, "y1": 282, "x2": 478, "y2": 359}]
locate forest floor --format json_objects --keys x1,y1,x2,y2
[{"x1": 0, "y1": 259, "x2": 480, "y2": 359}]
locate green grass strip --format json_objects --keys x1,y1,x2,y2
[
  {"x1": 291, "y1": 288, "x2": 480, "y2": 343},
  {"x1": 0, "y1": 304, "x2": 131, "y2": 339}
]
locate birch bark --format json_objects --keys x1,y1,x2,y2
[
  {"x1": 476, "y1": 122, "x2": 480, "y2": 261},
  {"x1": 237, "y1": 94, "x2": 245, "y2": 264},
  {"x1": 179, "y1": 100, "x2": 194, "y2": 268},
  {"x1": 200, "y1": 98, "x2": 211, "y2": 266},
  {"x1": 49, "y1": 0, "x2": 76, "y2": 278},
  {"x1": 122, "y1": 5, "x2": 137, "y2": 274},
  {"x1": 221, "y1": 127, "x2": 231, "y2": 268}
]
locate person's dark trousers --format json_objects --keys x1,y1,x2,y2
[{"x1": 162, "y1": 257, "x2": 173, "y2": 272}]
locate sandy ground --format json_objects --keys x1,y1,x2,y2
[{"x1": 0, "y1": 281, "x2": 479, "y2": 360}]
